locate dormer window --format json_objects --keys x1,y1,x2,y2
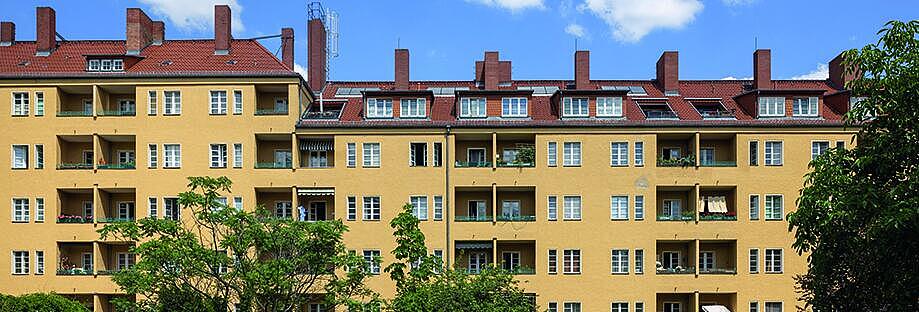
[
  {"x1": 758, "y1": 97, "x2": 785, "y2": 117},
  {"x1": 86, "y1": 58, "x2": 126, "y2": 72},
  {"x1": 400, "y1": 98, "x2": 427, "y2": 118},
  {"x1": 101, "y1": 60, "x2": 113, "y2": 71},
  {"x1": 792, "y1": 97, "x2": 819, "y2": 117},
  {"x1": 366, "y1": 98, "x2": 393, "y2": 118},
  {"x1": 501, "y1": 97, "x2": 528, "y2": 117},
  {"x1": 459, "y1": 98, "x2": 486, "y2": 118},
  {"x1": 113, "y1": 59, "x2": 124, "y2": 71},
  {"x1": 562, "y1": 97, "x2": 589, "y2": 118},
  {"x1": 596, "y1": 97, "x2": 623, "y2": 117},
  {"x1": 88, "y1": 60, "x2": 100, "y2": 71}
]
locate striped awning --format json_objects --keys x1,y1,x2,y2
[
  {"x1": 297, "y1": 188, "x2": 335, "y2": 196},
  {"x1": 299, "y1": 139, "x2": 334, "y2": 151},
  {"x1": 455, "y1": 243, "x2": 493, "y2": 250}
]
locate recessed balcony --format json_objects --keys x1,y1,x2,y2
[
  {"x1": 699, "y1": 240, "x2": 737, "y2": 274},
  {"x1": 497, "y1": 240, "x2": 536, "y2": 275},
  {"x1": 256, "y1": 187, "x2": 293, "y2": 219},
  {"x1": 97, "y1": 188, "x2": 136, "y2": 223},
  {"x1": 496, "y1": 134, "x2": 535, "y2": 168},
  {"x1": 255, "y1": 134, "x2": 292, "y2": 169},
  {"x1": 57, "y1": 188, "x2": 94, "y2": 224},
  {"x1": 699, "y1": 133, "x2": 737, "y2": 167},
  {"x1": 454, "y1": 134, "x2": 492, "y2": 168},
  {"x1": 657, "y1": 133, "x2": 696, "y2": 167},
  {"x1": 97, "y1": 242, "x2": 135, "y2": 275},
  {"x1": 698, "y1": 186, "x2": 737, "y2": 221},
  {"x1": 56, "y1": 85, "x2": 93, "y2": 117},
  {"x1": 496, "y1": 187, "x2": 536, "y2": 222},
  {"x1": 454, "y1": 187, "x2": 492, "y2": 222},
  {"x1": 57, "y1": 135, "x2": 93, "y2": 170},
  {"x1": 656, "y1": 240, "x2": 696, "y2": 275},
  {"x1": 97, "y1": 85, "x2": 137, "y2": 116},
  {"x1": 656, "y1": 186, "x2": 696, "y2": 221},
  {"x1": 97, "y1": 135, "x2": 136, "y2": 170},
  {"x1": 296, "y1": 187, "x2": 336, "y2": 221},
  {"x1": 254, "y1": 84, "x2": 290, "y2": 115},
  {"x1": 57, "y1": 242, "x2": 94, "y2": 275},
  {"x1": 298, "y1": 136, "x2": 334, "y2": 169}
]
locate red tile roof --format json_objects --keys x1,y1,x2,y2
[{"x1": 0, "y1": 39, "x2": 296, "y2": 78}]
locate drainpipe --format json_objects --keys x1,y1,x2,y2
[{"x1": 444, "y1": 125, "x2": 452, "y2": 266}]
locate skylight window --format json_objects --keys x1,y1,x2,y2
[
  {"x1": 334, "y1": 87, "x2": 381, "y2": 97},
  {"x1": 690, "y1": 100, "x2": 734, "y2": 119},
  {"x1": 600, "y1": 85, "x2": 647, "y2": 95},
  {"x1": 637, "y1": 101, "x2": 678, "y2": 119},
  {"x1": 516, "y1": 86, "x2": 560, "y2": 95},
  {"x1": 427, "y1": 87, "x2": 470, "y2": 96}
]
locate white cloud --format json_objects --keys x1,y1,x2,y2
[
  {"x1": 581, "y1": 0, "x2": 703, "y2": 43},
  {"x1": 565, "y1": 23, "x2": 587, "y2": 38},
  {"x1": 294, "y1": 63, "x2": 308, "y2": 79},
  {"x1": 721, "y1": 76, "x2": 752, "y2": 80},
  {"x1": 467, "y1": 0, "x2": 545, "y2": 11},
  {"x1": 722, "y1": 0, "x2": 757, "y2": 6},
  {"x1": 791, "y1": 63, "x2": 829, "y2": 80},
  {"x1": 139, "y1": 0, "x2": 245, "y2": 35}
]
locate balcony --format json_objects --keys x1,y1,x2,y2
[
  {"x1": 296, "y1": 187, "x2": 336, "y2": 221},
  {"x1": 657, "y1": 133, "x2": 695, "y2": 167},
  {"x1": 638, "y1": 100, "x2": 679, "y2": 119},
  {"x1": 656, "y1": 186, "x2": 696, "y2": 221},
  {"x1": 656, "y1": 240, "x2": 696, "y2": 274},
  {"x1": 699, "y1": 240, "x2": 737, "y2": 274},
  {"x1": 100, "y1": 294, "x2": 135, "y2": 312},
  {"x1": 455, "y1": 134, "x2": 492, "y2": 168},
  {"x1": 699, "y1": 134, "x2": 737, "y2": 167},
  {"x1": 455, "y1": 187, "x2": 493, "y2": 222},
  {"x1": 57, "y1": 242, "x2": 94, "y2": 275},
  {"x1": 698, "y1": 187, "x2": 737, "y2": 221},
  {"x1": 691, "y1": 99, "x2": 736, "y2": 120},
  {"x1": 298, "y1": 136, "x2": 334, "y2": 169},
  {"x1": 496, "y1": 187, "x2": 536, "y2": 222},
  {"x1": 97, "y1": 242, "x2": 135, "y2": 275},
  {"x1": 698, "y1": 294, "x2": 737, "y2": 312},
  {"x1": 96, "y1": 188, "x2": 136, "y2": 223},
  {"x1": 57, "y1": 135, "x2": 93, "y2": 170},
  {"x1": 495, "y1": 134, "x2": 536, "y2": 168},
  {"x1": 57, "y1": 188, "x2": 94, "y2": 224},
  {"x1": 255, "y1": 84, "x2": 290, "y2": 116},
  {"x1": 454, "y1": 241, "x2": 492, "y2": 274},
  {"x1": 255, "y1": 134, "x2": 293, "y2": 169},
  {"x1": 60, "y1": 295, "x2": 94, "y2": 311},
  {"x1": 302, "y1": 100, "x2": 344, "y2": 120},
  {"x1": 497, "y1": 240, "x2": 536, "y2": 275},
  {"x1": 97, "y1": 135, "x2": 136, "y2": 170},
  {"x1": 97, "y1": 85, "x2": 137, "y2": 117},
  {"x1": 56, "y1": 85, "x2": 93, "y2": 117},
  {"x1": 256, "y1": 187, "x2": 293, "y2": 219},
  {"x1": 656, "y1": 293, "x2": 696, "y2": 312}
]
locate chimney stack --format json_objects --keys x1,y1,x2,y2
[
  {"x1": 126, "y1": 8, "x2": 158, "y2": 55},
  {"x1": 35, "y1": 7, "x2": 56, "y2": 56},
  {"x1": 151, "y1": 21, "x2": 164, "y2": 45},
  {"x1": 0, "y1": 22, "x2": 14, "y2": 46},
  {"x1": 281, "y1": 27, "x2": 294, "y2": 70},
  {"x1": 829, "y1": 52, "x2": 857, "y2": 89},
  {"x1": 214, "y1": 5, "x2": 231, "y2": 55},
  {"x1": 484, "y1": 51, "x2": 500, "y2": 90},
  {"x1": 753, "y1": 49, "x2": 772, "y2": 89},
  {"x1": 656, "y1": 51, "x2": 679, "y2": 95},
  {"x1": 307, "y1": 16, "x2": 327, "y2": 92},
  {"x1": 394, "y1": 49, "x2": 410, "y2": 90},
  {"x1": 575, "y1": 51, "x2": 591, "y2": 90}
]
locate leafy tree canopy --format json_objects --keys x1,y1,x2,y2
[{"x1": 0, "y1": 293, "x2": 89, "y2": 312}]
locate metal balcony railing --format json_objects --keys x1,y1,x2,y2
[
  {"x1": 455, "y1": 161, "x2": 491, "y2": 168},
  {"x1": 57, "y1": 163, "x2": 93, "y2": 170},
  {"x1": 699, "y1": 160, "x2": 737, "y2": 167},
  {"x1": 255, "y1": 108, "x2": 289, "y2": 115},
  {"x1": 656, "y1": 213, "x2": 696, "y2": 221},
  {"x1": 255, "y1": 162, "x2": 292, "y2": 169},
  {"x1": 656, "y1": 266, "x2": 696, "y2": 274},
  {"x1": 455, "y1": 215, "x2": 492, "y2": 222},
  {"x1": 57, "y1": 111, "x2": 92, "y2": 117},
  {"x1": 496, "y1": 215, "x2": 537, "y2": 222},
  {"x1": 97, "y1": 163, "x2": 135, "y2": 169},
  {"x1": 98, "y1": 110, "x2": 136, "y2": 116}
]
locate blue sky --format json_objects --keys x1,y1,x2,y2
[{"x1": 2, "y1": 0, "x2": 916, "y2": 81}]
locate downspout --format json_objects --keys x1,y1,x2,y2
[{"x1": 444, "y1": 125, "x2": 452, "y2": 266}]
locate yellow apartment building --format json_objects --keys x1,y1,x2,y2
[{"x1": 0, "y1": 5, "x2": 860, "y2": 312}]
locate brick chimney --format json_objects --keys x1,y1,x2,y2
[
  {"x1": 575, "y1": 50, "x2": 590, "y2": 90},
  {"x1": 829, "y1": 52, "x2": 857, "y2": 89},
  {"x1": 126, "y1": 8, "x2": 158, "y2": 55},
  {"x1": 35, "y1": 7, "x2": 56, "y2": 56},
  {"x1": 484, "y1": 51, "x2": 500, "y2": 90},
  {"x1": 394, "y1": 49, "x2": 410, "y2": 90},
  {"x1": 308, "y1": 17, "x2": 327, "y2": 92},
  {"x1": 214, "y1": 5, "x2": 231, "y2": 55},
  {"x1": 0, "y1": 22, "x2": 13, "y2": 46},
  {"x1": 151, "y1": 21, "x2": 164, "y2": 45},
  {"x1": 656, "y1": 51, "x2": 679, "y2": 95},
  {"x1": 753, "y1": 49, "x2": 772, "y2": 89},
  {"x1": 281, "y1": 27, "x2": 294, "y2": 70}
]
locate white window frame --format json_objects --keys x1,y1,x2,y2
[
  {"x1": 749, "y1": 194, "x2": 760, "y2": 220},
  {"x1": 700, "y1": 251, "x2": 715, "y2": 272},
  {"x1": 362, "y1": 143, "x2": 381, "y2": 168},
  {"x1": 563, "y1": 142, "x2": 581, "y2": 167},
  {"x1": 147, "y1": 90, "x2": 157, "y2": 115},
  {"x1": 210, "y1": 90, "x2": 228, "y2": 115},
  {"x1": 749, "y1": 248, "x2": 759, "y2": 273},
  {"x1": 365, "y1": 98, "x2": 393, "y2": 118},
  {"x1": 764, "y1": 141, "x2": 783, "y2": 166},
  {"x1": 163, "y1": 91, "x2": 181, "y2": 115},
  {"x1": 346, "y1": 143, "x2": 357, "y2": 167},
  {"x1": 758, "y1": 97, "x2": 785, "y2": 117},
  {"x1": 34, "y1": 144, "x2": 43, "y2": 169},
  {"x1": 164, "y1": 197, "x2": 180, "y2": 220},
  {"x1": 148, "y1": 197, "x2": 158, "y2": 218},
  {"x1": 233, "y1": 143, "x2": 243, "y2": 168},
  {"x1": 610, "y1": 142, "x2": 628, "y2": 167},
  {"x1": 562, "y1": 97, "x2": 589, "y2": 117},
  {"x1": 12, "y1": 251, "x2": 29, "y2": 275},
  {"x1": 765, "y1": 194, "x2": 783, "y2": 220},
  {"x1": 433, "y1": 196, "x2": 443, "y2": 221},
  {"x1": 363, "y1": 250, "x2": 381, "y2": 274},
  {"x1": 634, "y1": 141, "x2": 644, "y2": 166},
  {"x1": 233, "y1": 90, "x2": 243, "y2": 115},
  {"x1": 793, "y1": 97, "x2": 819, "y2": 117},
  {"x1": 163, "y1": 144, "x2": 181, "y2": 168},
  {"x1": 610, "y1": 249, "x2": 629, "y2": 274},
  {"x1": 547, "y1": 249, "x2": 558, "y2": 274},
  {"x1": 563, "y1": 302, "x2": 581, "y2": 312},
  {"x1": 596, "y1": 97, "x2": 623, "y2": 117},
  {"x1": 610, "y1": 196, "x2": 629, "y2": 220},
  {"x1": 547, "y1": 195, "x2": 558, "y2": 221},
  {"x1": 410, "y1": 196, "x2": 428, "y2": 220},
  {"x1": 11, "y1": 144, "x2": 28, "y2": 169},
  {"x1": 34, "y1": 250, "x2": 44, "y2": 275},
  {"x1": 811, "y1": 141, "x2": 830, "y2": 160},
  {"x1": 116, "y1": 252, "x2": 135, "y2": 271},
  {"x1": 501, "y1": 97, "x2": 528, "y2": 117},
  {"x1": 362, "y1": 196, "x2": 381, "y2": 221},
  {"x1": 210, "y1": 143, "x2": 228, "y2": 168},
  {"x1": 147, "y1": 144, "x2": 158, "y2": 168},
  {"x1": 764, "y1": 302, "x2": 783, "y2": 312},
  {"x1": 12, "y1": 92, "x2": 29, "y2": 116},
  {"x1": 234, "y1": 197, "x2": 242, "y2": 210},
  {"x1": 634, "y1": 195, "x2": 645, "y2": 220},
  {"x1": 88, "y1": 59, "x2": 100, "y2": 71},
  {"x1": 634, "y1": 249, "x2": 644, "y2": 274},
  {"x1": 35, "y1": 198, "x2": 44, "y2": 222},
  {"x1": 346, "y1": 196, "x2": 357, "y2": 221},
  {"x1": 610, "y1": 302, "x2": 628, "y2": 312},
  {"x1": 459, "y1": 97, "x2": 486, "y2": 118},
  {"x1": 547, "y1": 141, "x2": 558, "y2": 167},
  {"x1": 34, "y1": 91, "x2": 44, "y2": 116},
  {"x1": 764, "y1": 249, "x2": 783, "y2": 273},
  {"x1": 562, "y1": 249, "x2": 581, "y2": 274},
  {"x1": 400, "y1": 98, "x2": 427, "y2": 118},
  {"x1": 12, "y1": 198, "x2": 29, "y2": 223},
  {"x1": 112, "y1": 59, "x2": 124, "y2": 71},
  {"x1": 563, "y1": 195, "x2": 581, "y2": 221},
  {"x1": 100, "y1": 59, "x2": 113, "y2": 71}
]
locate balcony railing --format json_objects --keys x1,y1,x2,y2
[
  {"x1": 97, "y1": 217, "x2": 135, "y2": 223},
  {"x1": 699, "y1": 267, "x2": 737, "y2": 274},
  {"x1": 455, "y1": 215, "x2": 492, "y2": 222},
  {"x1": 657, "y1": 155, "x2": 695, "y2": 167},
  {"x1": 510, "y1": 267, "x2": 536, "y2": 275},
  {"x1": 57, "y1": 268, "x2": 93, "y2": 276},
  {"x1": 98, "y1": 110, "x2": 136, "y2": 116},
  {"x1": 699, "y1": 160, "x2": 737, "y2": 167},
  {"x1": 302, "y1": 110, "x2": 341, "y2": 119},
  {"x1": 699, "y1": 212, "x2": 738, "y2": 221},
  {"x1": 496, "y1": 215, "x2": 537, "y2": 222},
  {"x1": 698, "y1": 110, "x2": 735, "y2": 119},
  {"x1": 57, "y1": 215, "x2": 93, "y2": 223},
  {"x1": 97, "y1": 163, "x2": 135, "y2": 170},
  {"x1": 656, "y1": 266, "x2": 696, "y2": 274},
  {"x1": 455, "y1": 161, "x2": 491, "y2": 168},
  {"x1": 496, "y1": 161, "x2": 535, "y2": 168},
  {"x1": 57, "y1": 111, "x2": 92, "y2": 117},
  {"x1": 255, "y1": 162, "x2": 292, "y2": 169},
  {"x1": 643, "y1": 110, "x2": 679, "y2": 119},
  {"x1": 57, "y1": 163, "x2": 93, "y2": 170},
  {"x1": 657, "y1": 213, "x2": 695, "y2": 221},
  {"x1": 255, "y1": 108, "x2": 289, "y2": 115}
]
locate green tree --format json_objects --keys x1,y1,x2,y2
[
  {"x1": 385, "y1": 204, "x2": 536, "y2": 312},
  {"x1": 98, "y1": 176, "x2": 378, "y2": 312},
  {"x1": 788, "y1": 20, "x2": 919, "y2": 311},
  {"x1": 0, "y1": 293, "x2": 89, "y2": 312}
]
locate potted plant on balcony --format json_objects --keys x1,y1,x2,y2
[{"x1": 514, "y1": 146, "x2": 535, "y2": 167}]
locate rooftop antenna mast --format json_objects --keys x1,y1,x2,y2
[{"x1": 308, "y1": 1, "x2": 340, "y2": 112}]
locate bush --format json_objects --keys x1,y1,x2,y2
[{"x1": 0, "y1": 293, "x2": 89, "y2": 312}]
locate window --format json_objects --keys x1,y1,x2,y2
[
  {"x1": 433, "y1": 142, "x2": 442, "y2": 167},
  {"x1": 116, "y1": 202, "x2": 135, "y2": 220},
  {"x1": 750, "y1": 302, "x2": 759, "y2": 312},
  {"x1": 116, "y1": 150, "x2": 135, "y2": 166},
  {"x1": 163, "y1": 144, "x2": 181, "y2": 168},
  {"x1": 610, "y1": 196, "x2": 629, "y2": 220},
  {"x1": 410, "y1": 196, "x2": 428, "y2": 220},
  {"x1": 274, "y1": 150, "x2": 292, "y2": 168},
  {"x1": 234, "y1": 197, "x2": 242, "y2": 210},
  {"x1": 117, "y1": 252, "x2": 135, "y2": 271},
  {"x1": 611, "y1": 249, "x2": 629, "y2": 274},
  {"x1": 12, "y1": 92, "x2": 29, "y2": 116},
  {"x1": 610, "y1": 142, "x2": 628, "y2": 166},
  {"x1": 562, "y1": 97, "x2": 589, "y2": 117},
  {"x1": 81, "y1": 253, "x2": 93, "y2": 272},
  {"x1": 347, "y1": 143, "x2": 357, "y2": 167},
  {"x1": 611, "y1": 302, "x2": 628, "y2": 312},
  {"x1": 811, "y1": 141, "x2": 830, "y2": 160},
  {"x1": 563, "y1": 142, "x2": 581, "y2": 166},
  {"x1": 164, "y1": 198, "x2": 180, "y2": 220},
  {"x1": 501, "y1": 97, "x2": 528, "y2": 117},
  {"x1": 758, "y1": 97, "x2": 785, "y2": 117},
  {"x1": 547, "y1": 196, "x2": 558, "y2": 221},
  {"x1": 409, "y1": 143, "x2": 427, "y2": 167},
  {"x1": 308, "y1": 151, "x2": 330, "y2": 168},
  {"x1": 661, "y1": 199, "x2": 682, "y2": 219},
  {"x1": 502, "y1": 251, "x2": 521, "y2": 271},
  {"x1": 112, "y1": 59, "x2": 124, "y2": 71},
  {"x1": 12, "y1": 198, "x2": 29, "y2": 222},
  {"x1": 400, "y1": 98, "x2": 426, "y2": 118},
  {"x1": 634, "y1": 142, "x2": 644, "y2": 166},
  {"x1": 274, "y1": 98, "x2": 288, "y2": 113},
  {"x1": 233, "y1": 90, "x2": 243, "y2": 114},
  {"x1": 597, "y1": 97, "x2": 623, "y2": 117},
  {"x1": 749, "y1": 141, "x2": 759, "y2": 166},
  {"x1": 764, "y1": 302, "x2": 782, "y2": 312},
  {"x1": 634, "y1": 249, "x2": 644, "y2": 274},
  {"x1": 363, "y1": 250, "x2": 381, "y2": 274},
  {"x1": 634, "y1": 195, "x2": 644, "y2": 220},
  {"x1": 635, "y1": 302, "x2": 644, "y2": 312},
  {"x1": 147, "y1": 144, "x2": 158, "y2": 168},
  {"x1": 11, "y1": 145, "x2": 27, "y2": 169},
  {"x1": 308, "y1": 304, "x2": 326, "y2": 312},
  {"x1": 210, "y1": 144, "x2": 227, "y2": 168},
  {"x1": 749, "y1": 248, "x2": 759, "y2": 273},
  {"x1": 210, "y1": 91, "x2": 228, "y2": 115},
  {"x1": 502, "y1": 200, "x2": 521, "y2": 219},
  {"x1": 148, "y1": 91, "x2": 157, "y2": 115},
  {"x1": 34, "y1": 92, "x2": 44, "y2": 116},
  {"x1": 764, "y1": 141, "x2": 783, "y2": 166},
  {"x1": 233, "y1": 143, "x2": 242, "y2": 168},
  {"x1": 765, "y1": 195, "x2": 783, "y2": 220},
  {"x1": 468, "y1": 252, "x2": 488, "y2": 274},
  {"x1": 347, "y1": 196, "x2": 357, "y2": 220},
  {"x1": 765, "y1": 249, "x2": 783, "y2": 273},
  {"x1": 148, "y1": 197, "x2": 158, "y2": 218},
  {"x1": 563, "y1": 249, "x2": 581, "y2": 274},
  {"x1": 433, "y1": 196, "x2": 443, "y2": 220},
  {"x1": 274, "y1": 201, "x2": 292, "y2": 219},
  {"x1": 88, "y1": 60, "x2": 100, "y2": 71},
  {"x1": 363, "y1": 196, "x2": 381, "y2": 221},
  {"x1": 12, "y1": 251, "x2": 29, "y2": 274},
  {"x1": 363, "y1": 143, "x2": 381, "y2": 167},
  {"x1": 563, "y1": 196, "x2": 581, "y2": 220},
  {"x1": 34, "y1": 145, "x2": 43, "y2": 169},
  {"x1": 35, "y1": 198, "x2": 44, "y2": 222},
  {"x1": 547, "y1": 249, "x2": 558, "y2": 274},
  {"x1": 35, "y1": 251, "x2": 44, "y2": 275},
  {"x1": 563, "y1": 302, "x2": 581, "y2": 312},
  {"x1": 101, "y1": 59, "x2": 112, "y2": 71},
  {"x1": 547, "y1": 142, "x2": 558, "y2": 167},
  {"x1": 700, "y1": 251, "x2": 715, "y2": 272},
  {"x1": 163, "y1": 91, "x2": 181, "y2": 115},
  {"x1": 548, "y1": 302, "x2": 558, "y2": 312},
  {"x1": 366, "y1": 98, "x2": 393, "y2": 118},
  {"x1": 459, "y1": 98, "x2": 486, "y2": 118},
  {"x1": 749, "y1": 194, "x2": 760, "y2": 220},
  {"x1": 664, "y1": 302, "x2": 681, "y2": 312},
  {"x1": 700, "y1": 148, "x2": 715, "y2": 165},
  {"x1": 793, "y1": 97, "x2": 819, "y2": 117}
]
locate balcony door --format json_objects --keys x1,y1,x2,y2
[
  {"x1": 468, "y1": 200, "x2": 487, "y2": 219},
  {"x1": 502, "y1": 200, "x2": 521, "y2": 218},
  {"x1": 502, "y1": 251, "x2": 520, "y2": 271},
  {"x1": 467, "y1": 148, "x2": 486, "y2": 165},
  {"x1": 700, "y1": 148, "x2": 715, "y2": 165},
  {"x1": 274, "y1": 149, "x2": 292, "y2": 167},
  {"x1": 307, "y1": 201, "x2": 327, "y2": 221},
  {"x1": 82, "y1": 201, "x2": 93, "y2": 218},
  {"x1": 82, "y1": 99, "x2": 93, "y2": 114},
  {"x1": 468, "y1": 252, "x2": 489, "y2": 274},
  {"x1": 662, "y1": 251, "x2": 680, "y2": 269},
  {"x1": 275, "y1": 201, "x2": 292, "y2": 219},
  {"x1": 117, "y1": 202, "x2": 135, "y2": 220},
  {"x1": 663, "y1": 199, "x2": 682, "y2": 218}
]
